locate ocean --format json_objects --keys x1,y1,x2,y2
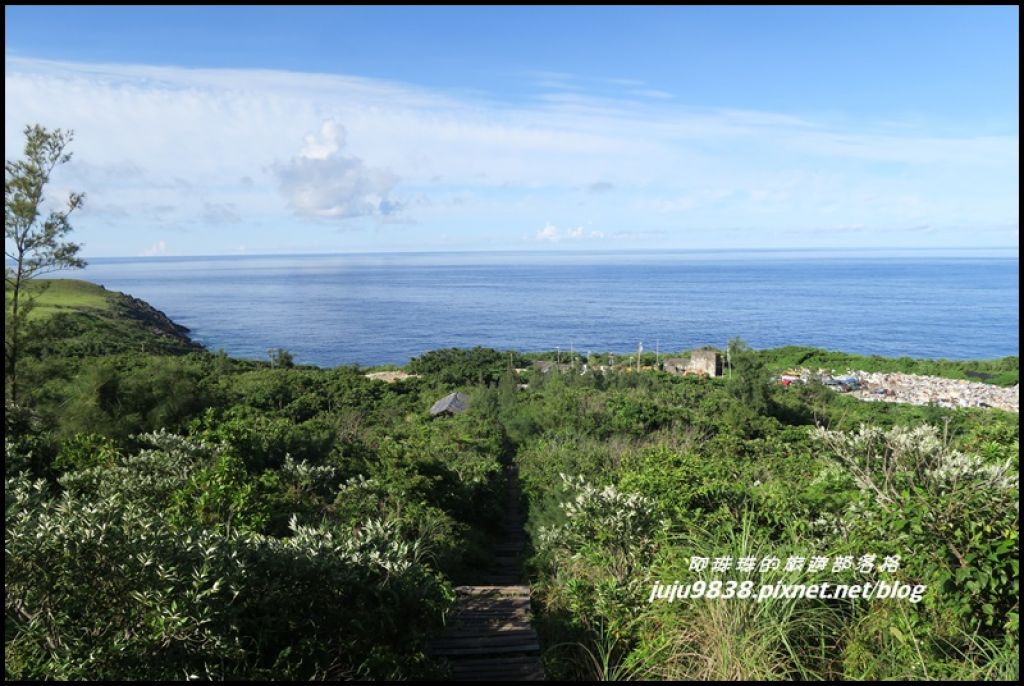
[{"x1": 56, "y1": 249, "x2": 1019, "y2": 367}]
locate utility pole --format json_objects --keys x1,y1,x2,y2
[{"x1": 637, "y1": 341, "x2": 643, "y2": 373}]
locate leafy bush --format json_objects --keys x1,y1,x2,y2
[
  {"x1": 5, "y1": 432, "x2": 453, "y2": 680},
  {"x1": 408, "y1": 346, "x2": 523, "y2": 386},
  {"x1": 812, "y1": 424, "x2": 1019, "y2": 637}
]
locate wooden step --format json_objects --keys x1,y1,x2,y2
[
  {"x1": 431, "y1": 632, "x2": 538, "y2": 649},
  {"x1": 456, "y1": 585, "x2": 530, "y2": 596},
  {"x1": 431, "y1": 642, "x2": 540, "y2": 657}
]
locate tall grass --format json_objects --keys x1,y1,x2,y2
[{"x1": 645, "y1": 516, "x2": 844, "y2": 680}]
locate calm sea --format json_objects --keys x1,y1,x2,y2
[{"x1": 56, "y1": 250, "x2": 1019, "y2": 367}]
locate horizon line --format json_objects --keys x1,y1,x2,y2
[{"x1": 65, "y1": 245, "x2": 1022, "y2": 261}]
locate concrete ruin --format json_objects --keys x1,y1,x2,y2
[
  {"x1": 686, "y1": 349, "x2": 723, "y2": 377},
  {"x1": 662, "y1": 358, "x2": 687, "y2": 374}
]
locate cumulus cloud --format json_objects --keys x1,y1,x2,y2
[
  {"x1": 536, "y1": 222, "x2": 561, "y2": 241},
  {"x1": 142, "y1": 239, "x2": 167, "y2": 256},
  {"x1": 535, "y1": 222, "x2": 604, "y2": 242},
  {"x1": 272, "y1": 120, "x2": 401, "y2": 220}
]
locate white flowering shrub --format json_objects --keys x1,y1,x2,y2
[
  {"x1": 810, "y1": 424, "x2": 1018, "y2": 505},
  {"x1": 59, "y1": 430, "x2": 213, "y2": 505},
  {"x1": 540, "y1": 474, "x2": 661, "y2": 568},
  {"x1": 279, "y1": 454, "x2": 340, "y2": 493},
  {"x1": 535, "y1": 474, "x2": 663, "y2": 648},
  {"x1": 811, "y1": 423, "x2": 1019, "y2": 637},
  {"x1": 5, "y1": 433, "x2": 452, "y2": 680}
]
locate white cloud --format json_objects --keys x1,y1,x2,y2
[
  {"x1": 536, "y1": 223, "x2": 561, "y2": 241},
  {"x1": 4, "y1": 56, "x2": 1018, "y2": 253},
  {"x1": 142, "y1": 239, "x2": 167, "y2": 256},
  {"x1": 272, "y1": 119, "x2": 401, "y2": 220},
  {"x1": 534, "y1": 223, "x2": 604, "y2": 242}
]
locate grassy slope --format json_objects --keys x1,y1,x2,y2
[
  {"x1": 8, "y1": 278, "x2": 201, "y2": 357},
  {"x1": 16, "y1": 278, "x2": 115, "y2": 317}
]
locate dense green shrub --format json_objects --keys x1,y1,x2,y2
[
  {"x1": 408, "y1": 346, "x2": 524, "y2": 386},
  {"x1": 5, "y1": 316, "x2": 1018, "y2": 680},
  {"x1": 812, "y1": 424, "x2": 1019, "y2": 638},
  {"x1": 5, "y1": 432, "x2": 453, "y2": 680}
]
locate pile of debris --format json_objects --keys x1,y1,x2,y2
[
  {"x1": 850, "y1": 371, "x2": 1018, "y2": 413},
  {"x1": 775, "y1": 368, "x2": 1018, "y2": 412}
]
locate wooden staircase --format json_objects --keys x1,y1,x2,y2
[{"x1": 429, "y1": 463, "x2": 544, "y2": 680}]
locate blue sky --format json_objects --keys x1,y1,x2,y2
[{"x1": 5, "y1": 6, "x2": 1019, "y2": 256}]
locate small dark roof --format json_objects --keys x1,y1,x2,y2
[{"x1": 430, "y1": 391, "x2": 470, "y2": 416}]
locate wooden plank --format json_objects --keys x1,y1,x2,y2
[
  {"x1": 457, "y1": 599, "x2": 526, "y2": 606},
  {"x1": 454, "y1": 667, "x2": 545, "y2": 679},
  {"x1": 431, "y1": 629, "x2": 536, "y2": 643},
  {"x1": 457, "y1": 601, "x2": 529, "y2": 609},
  {"x1": 450, "y1": 664, "x2": 544, "y2": 675},
  {"x1": 442, "y1": 630, "x2": 537, "y2": 641},
  {"x1": 457, "y1": 597, "x2": 527, "y2": 604},
  {"x1": 432, "y1": 647, "x2": 544, "y2": 659},
  {"x1": 448, "y1": 623, "x2": 531, "y2": 632},
  {"x1": 458, "y1": 588, "x2": 529, "y2": 595},
  {"x1": 459, "y1": 606, "x2": 530, "y2": 613},
  {"x1": 459, "y1": 599, "x2": 531, "y2": 609},
  {"x1": 446, "y1": 620, "x2": 532, "y2": 630},
  {"x1": 447, "y1": 656, "x2": 542, "y2": 667},
  {"x1": 430, "y1": 630, "x2": 536, "y2": 647},
  {"x1": 430, "y1": 635, "x2": 538, "y2": 649},
  {"x1": 456, "y1": 585, "x2": 531, "y2": 594},
  {"x1": 450, "y1": 667, "x2": 544, "y2": 675}
]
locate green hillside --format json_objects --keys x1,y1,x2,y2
[{"x1": 7, "y1": 278, "x2": 201, "y2": 357}]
